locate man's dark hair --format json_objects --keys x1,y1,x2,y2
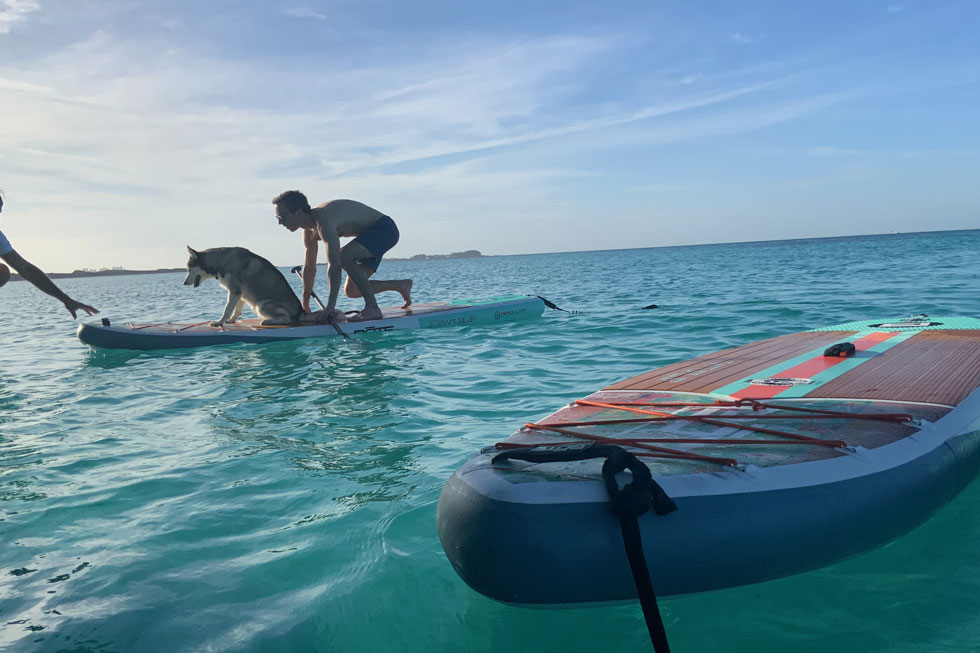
[{"x1": 272, "y1": 190, "x2": 310, "y2": 213}]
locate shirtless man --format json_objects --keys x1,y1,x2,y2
[
  {"x1": 272, "y1": 191, "x2": 412, "y2": 321},
  {"x1": 0, "y1": 191, "x2": 99, "y2": 318}
]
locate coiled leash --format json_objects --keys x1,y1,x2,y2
[{"x1": 492, "y1": 443, "x2": 677, "y2": 652}]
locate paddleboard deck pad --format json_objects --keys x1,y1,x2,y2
[
  {"x1": 438, "y1": 315, "x2": 980, "y2": 604},
  {"x1": 78, "y1": 295, "x2": 544, "y2": 350}
]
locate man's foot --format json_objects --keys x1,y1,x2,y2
[
  {"x1": 397, "y1": 280, "x2": 413, "y2": 308},
  {"x1": 350, "y1": 306, "x2": 383, "y2": 321}
]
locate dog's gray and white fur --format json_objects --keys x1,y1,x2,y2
[{"x1": 184, "y1": 246, "x2": 304, "y2": 326}]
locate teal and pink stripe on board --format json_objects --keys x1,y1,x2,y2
[{"x1": 713, "y1": 330, "x2": 918, "y2": 400}]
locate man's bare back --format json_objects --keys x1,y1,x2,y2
[{"x1": 310, "y1": 199, "x2": 386, "y2": 239}]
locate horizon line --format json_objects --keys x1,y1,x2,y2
[
  {"x1": 8, "y1": 226, "x2": 978, "y2": 278},
  {"x1": 424, "y1": 226, "x2": 980, "y2": 260}
]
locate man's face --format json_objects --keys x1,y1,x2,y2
[
  {"x1": 275, "y1": 205, "x2": 299, "y2": 231},
  {"x1": 276, "y1": 205, "x2": 295, "y2": 231}
]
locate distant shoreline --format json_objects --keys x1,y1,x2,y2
[
  {"x1": 386, "y1": 249, "x2": 483, "y2": 262},
  {"x1": 8, "y1": 228, "x2": 979, "y2": 281},
  {"x1": 6, "y1": 250, "x2": 487, "y2": 282},
  {"x1": 7, "y1": 267, "x2": 186, "y2": 282}
]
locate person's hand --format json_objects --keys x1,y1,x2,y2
[
  {"x1": 315, "y1": 309, "x2": 347, "y2": 324},
  {"x1": 64, "y1": 298, "x2": 99, "y2": 319},
  {"x1": 302, "y1": 301, "x2": 312, "y2": 313}
]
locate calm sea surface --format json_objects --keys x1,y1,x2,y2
[{"x1": 2, "y1": 230, "x2": 980, "y2": 652}]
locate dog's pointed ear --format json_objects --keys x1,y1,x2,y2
[{"x1": 187, "y1": 246, "x2": 198, "y2": 257}]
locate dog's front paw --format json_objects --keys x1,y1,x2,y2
[{"x1": 210, "y1": 320, "x2": 225, "y2": 327}]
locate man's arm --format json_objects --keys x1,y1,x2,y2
[
  {"x1": 301, "y1": 229, "x2": 319, "y2": 312},
  {"x1": 322, "y1": 228, "x2": 343, "y2": 315},
  {"x1": 0, "y1": 250, "x2": 99, "y2": 318}
]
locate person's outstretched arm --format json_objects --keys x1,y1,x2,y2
[{"x1": 0, "y1": 250, "x2": 99, "y2": 318}]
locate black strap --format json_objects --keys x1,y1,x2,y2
[
  {"x1": 602, "y1": 450, "x2": 673, "y2": 652},
  {"x1": 534, "y1": 296, "x2": 583, "y2": 314},
  {"x1": 493, "y1": 443, "x2": 676, "y2": 652}
]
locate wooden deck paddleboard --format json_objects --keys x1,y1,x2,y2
[
  {"x1": 77, "y1": 295, "x2": 545, "y2": 351},
  {"x1": 438, "y1": 315, "x2": 980, "y2": 604}
]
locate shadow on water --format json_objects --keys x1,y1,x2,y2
[
  {"x1": 204, "y1": 334, "x2": 427, "y2": 492},
  {"x1": 82, "y1": 346, "x2": 201, "y2": 369},
  {"x1": 81, "y1": 331, "x2": 435, "y2": 504}
]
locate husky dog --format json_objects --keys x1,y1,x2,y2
[{"x1": 183, "y1": 246, "x2": 304, "y2": 326}]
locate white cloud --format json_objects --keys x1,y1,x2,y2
[
  {"x1": 9, "y1": 146, "x2": 103, "y2": 165},
  {"x1": 0, "y1": 32, "x2": 632, "y2": 266},
  {"x1": 0, "y1": 24, "x2": 851, "y2": 269},
  {"x1": 729, "y1": 32, "x2": 752, "y2": 45},
  {"x1": 0, "y1": 75, "x2": 56, "y2": 95},
  {"x1": 283, "y1": 6, "x2": 327, "y2": 20},
  {"x1": 526, "y1": 92, "x2": 853, "y2": 161},
  {"x1": 0, "y1": 0, "x2": 39, "y2": 34}
]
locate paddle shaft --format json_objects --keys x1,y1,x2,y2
[
  {"x1": 290, "y1": 265, "x2": 326, "y2": 311},
  {"x1": 290, "y1": 265, "x2": 348, "y2": 340}
]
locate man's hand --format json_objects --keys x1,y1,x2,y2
[
  {"x1": 64, "y1": 298, "x2": 99, "y2": 319},
  {"x1": 316, "y1": 309, "x2": 347, "y2": 324},
  {"x1": 299, "y1": 309, "x2": 347, "y2": 324}
]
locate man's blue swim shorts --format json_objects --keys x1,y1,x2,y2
[{"x1": 352, "y1": 215, "x2": 399, "y2": 272}]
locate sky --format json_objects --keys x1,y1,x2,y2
[{"x1": 1, "y1": 0, "x2": 979, "y2": 271}]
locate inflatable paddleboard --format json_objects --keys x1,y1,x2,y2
[
  {"x1": 438, "y1": 315, "x2": 980, "y2": 604},
  {"x1": 77, "y1": 295, "x2": 544, "y2": 350}
]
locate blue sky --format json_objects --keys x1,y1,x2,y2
[{"x1": 1, "y1": 0, "x2": 978, "y2": 271}]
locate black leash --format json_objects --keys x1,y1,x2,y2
[
  {"x1": 603, "y1": 449, "x2": 674, "y2": 651},
  {"x1": 535, "y1": 296, "x2": 584, "y2": 314},
  {"x1": 493, "y1": 443, "x2": 676, "y2": 652},
  {"x1": 536, "y1": 296, "x2": 659, "y2": 313},
  {"x1": 290, "y1": 265, "x2": 348, "y2": 340}
]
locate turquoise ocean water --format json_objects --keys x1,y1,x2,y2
[{"x1": 2, "y1": 229, "x2": 980, "y2": 652}]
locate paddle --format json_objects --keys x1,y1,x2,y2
[{"x1": 290, "y1": 265, "x2": 348, "y2": 340}]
